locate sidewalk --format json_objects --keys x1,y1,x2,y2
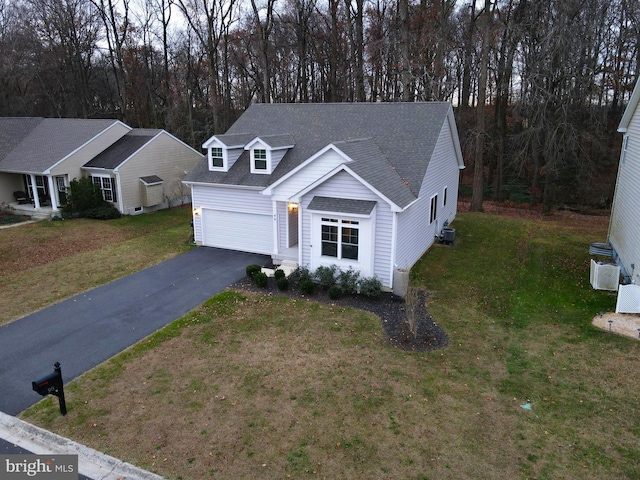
[{"x1": 0, "y1": 411, "x2": 163, "y2": 479}]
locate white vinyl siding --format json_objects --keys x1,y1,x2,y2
[
  {"x1": 300, "y1": 170, "x2": 391, "y2": 287},
  {"x1": 395, "y1": 118, "x2": 460, "y2": 270},
  {"x1": 277, "y1": 201, "x2": 288, "y2": 250},
  {"x1": 191, "y1": 185, "x2": 274, "y2": 253},
  {"x1": 610, "y1": 113, "x2": 640, "y2": 284},
  {"x1": 268, "y1": 149, "x2": 348, "y2": 201}
]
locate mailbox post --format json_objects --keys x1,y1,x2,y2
[{"x1": 32, "y1": 362, "x2": 67, "y2": 416}]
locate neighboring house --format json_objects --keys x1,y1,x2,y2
[
  {"x1": 184, "y1": 103, "x2": 465, "y2": 291},
  {"x1": 82, "y1": 129, "x2": 202, "y2": 214},
  {"x1": 609, "y1": 80, "x2": 640, "y2": 286},
  {"x1": 0, "y1": 118, "x2": 203, "y2": 215}
]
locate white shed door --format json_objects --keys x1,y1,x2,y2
[{"x1": 202, "y1": 209, "x2": 273, "y2": 254}]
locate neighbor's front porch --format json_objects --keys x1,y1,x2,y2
[{"x1": 8, "y1": 202, "x2": 57, "y2": 219}]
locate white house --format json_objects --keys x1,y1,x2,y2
[
  {"x1": 184, "y1": 103, "x2": 465, "y2": 291},
  {"x1": 609, "y1": 81, "x2": 640, "y2": 286}
]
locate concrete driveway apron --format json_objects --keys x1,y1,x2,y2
[{"x1": 0, "y1": 247, "x2": 268, "y2": 415}]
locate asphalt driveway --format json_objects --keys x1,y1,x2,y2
[{"x1": 0, "y1": 247, "x2": 268, "y2": 415}]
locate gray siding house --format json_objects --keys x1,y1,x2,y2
[
  {"x1": 185, "y1": 103, "x2": 465, "y2": 290},
  {"x1": 609, "y1": 80, "x2": 640, "y2": 286},
  {"x1": 0, "y1": 118, "x2": 202, "y2": 215}
]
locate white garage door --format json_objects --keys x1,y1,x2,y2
[{"x1": 202, "y1": 209, "x2": 273, "y2": 254}]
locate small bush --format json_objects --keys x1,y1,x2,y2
[
  {"x1": 253, "y1": 271, "x2": 268, "y2": 288},
  {"x1": 246, "y1": 264, "x2": 262, "y2": 278},
  {"x1": 314, "y1": 264, "x2": 338, "y2": 290},
  {"x1": 328, "y1": 285, "x2": 342, "y2": 300},
  {"x1": 277, "y1": 277, "x2": 289, "y2": 291},
  {"x1": 337, "y1": 267, "x2": 360, "y2": 295},
  {"x1": 359, "y1": 276, "x2": 382, "y2": 298},
  {"x1": 274, "y1": 268, "x2": 286, "y2": 280},
  {"x1": 289, "y1": 266, "x2": 312, "y2": 286},
  {"x1": 300, "y1": 278, "x2": 315, "y2": 295}
]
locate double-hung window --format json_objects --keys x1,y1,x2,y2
[
  {"x1": 211, "y1": 147, "x2": 224, "y2": 168},
  {"x1": 92, "y1": 175, "x2": 117, "y2": 203},
  {"x1": 321, "y1": 218, "x2": 359, "y2": 260},
  {"x1": 254, "y1": 149, "x2": 267, "y2": 171}
]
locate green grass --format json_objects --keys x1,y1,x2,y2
[{"x1": 20, "y1": 211, "x2": 640, "y2": 480}]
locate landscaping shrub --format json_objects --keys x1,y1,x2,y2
[
  {"x1": 253, "y1": 271, "x2": 268, "y2": 288},
  {"x1": 277, "y1": 277, "x2": 289, "y2": 291},
  {"x1": 274, "y1": 268, "x2": 286, "y2": 280},
  {"x1": 62, "y1": 177, "x2": 121, "y2": 219},
  {"x1": 299, "y1": 278, "x2": 315, "y2": 295},
  {"x1": 288, "y1": 266, "x2": 312, "y2": 286},
  {"x1": 359, "y1": 276, "x2": 382, "y2": 298},
  {"x1": 314, "y1": 264, "x2": 338, "y2": 290},
  {"x1": 328, "y1": 285, "x2": 342, "y2": 300},
  {"x1": 337, "y1": 267, "x2": 360, "y2": 295},
  {"x1": 246, "y1": 264, "x2": 262, "y2": 278}
]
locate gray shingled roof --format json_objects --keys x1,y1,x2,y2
[
  {"x1": 307, "y1": 196, "x2": 377, "y2": 215},
  {"x1": 254, "y1": 134, "x2": 295, "y2": 149},
  {"x1": 185, "y1": 103, "x2": 453, "y2": 208},
  {"x1": 0, "y1": 118, "x2": 124, "y2": 173},
  {"x1": 209, "y1": 133, "x2": 256, "y2": 148},
  {"x1": 84, "y1": 130, "x2": 160, "y2": 170}
]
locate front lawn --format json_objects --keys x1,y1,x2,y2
[
  {"x1": 21, "y1": 209, "x2": 640, "y2": 479},
  {"x1": 0, "y1": 206, "x2": 194, "y2": 325}
]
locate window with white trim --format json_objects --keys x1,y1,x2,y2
[
  {"x1": 443, "y1": 186, "x2": 448, "y2": 207},
  {"x1": 321, "y1": 217, "x2": 359, "y2": 260},
  {"x1": 430, "y1": 194, "x2": 438, "y2": 224},
  {"x1": 211, "y1": 147, "x2": 224, "y2": 168},
  {"x1": 91, "y1": 175, "x2": 117, "y2": 203},
  {"x1": 253, "y1": 148, "x2": 267, "y2": 171}
]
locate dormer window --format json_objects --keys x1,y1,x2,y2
[
  {"x1": 211, "y1": 147, "x2": 223, "y2": 168},
  {"x1": 253, "y1": 149, "x2": 267, "y2": 171}
]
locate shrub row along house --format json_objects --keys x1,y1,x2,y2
[
  {"x1": 0, "y1": 118, "x2": 203, "y2": 215},
  {"x1": 185, "y1": 103, "x2": 465, "y2": 293}
]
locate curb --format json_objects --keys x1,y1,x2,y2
[{"x1": 0, "y1": 411, "x2": 163, "y2": 479}]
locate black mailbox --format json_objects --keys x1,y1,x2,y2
[
  {"x1": 32, "y1": 371, "x2": 61, "y2": 396},
  {"x1": 32, "y1": 362, "x2": 67, "y2": 415}
]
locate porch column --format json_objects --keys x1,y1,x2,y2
[
  {"x1": 29, "y1": 174, "x2": 40, "y2": 209},
  {"x1": 47, "y1": 176, "x2": 58, "y2": 210}
]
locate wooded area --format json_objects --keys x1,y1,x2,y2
[{"x1": 0, "y1": 0, "x2": 636, "y2": 210}]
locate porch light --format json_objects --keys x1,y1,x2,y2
[
  {"x1": 193, "y1": 207, "x2": 202, "y2": 216},
  {"x1": 288, "y1": 202, "x2": 298, "y2": 211}
]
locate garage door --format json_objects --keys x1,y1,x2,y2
[{"x1": 202, "y1": 209, "x2": 273, "y2": 254}]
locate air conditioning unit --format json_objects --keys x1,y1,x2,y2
[{"x1": 590, "y1": 259, "x2": 620, "y2": 291}]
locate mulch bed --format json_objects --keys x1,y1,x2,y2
[{"x1": 230, "y1": 276, "x2": 449, "y2": 352}]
